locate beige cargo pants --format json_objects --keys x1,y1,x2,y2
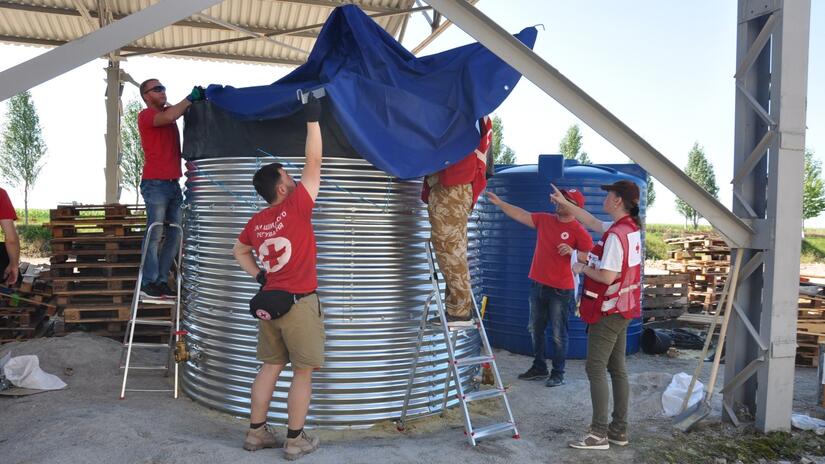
[{"x1": 427, "y1": 179, "x2": 473, "y2": 319}]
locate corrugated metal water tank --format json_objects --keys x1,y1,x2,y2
[
  {"x1": 478, "y1": 155, "x2": 645, "y2": 359},
  {"x1": 180, "y1": 157, "x2": 481, "y2": 427}
]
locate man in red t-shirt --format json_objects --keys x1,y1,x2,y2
[
  {"x1": 0, "y1": 187, "x2": 19, "y2": 285},
  {"x1": 137, "y1": 78, "x2": 204, "y2": 300},
  {"x1": 422, "y1": 116, "x2": 493, "y2": 326},
  {"x1": 487, "y1": 188, "x2": 593, "y2": 387},
  {"x1": 232, "y1": 96, "x2": 323, "y2": 460}
]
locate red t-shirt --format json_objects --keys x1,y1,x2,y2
[
  {"x1": 0, "y1": 188, "x2": 17, "y2": 221},
  {"x1": 138, "y1": 107, "x2": 183, "y2": 180},
  {"x1": 529, "y1": 213, "x2": 593, "y2": 290},
  {"x1": 238, "y1": 183, "x2": 317, "y2": 294}
]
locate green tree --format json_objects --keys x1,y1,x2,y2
[
  {"x1": 559, "y1": 124, "x2": 591, "y2": 164},
  {"x1": 676, "y1": 142, "x2": 719, "y2": 229},
  {"x1": 120, "y1": 100, "x2": 145, "y2": 206},
  {"x1": 647, "y1": 176, "x2": 656, "y2": 208},
  {"x1": 491, "y1": 115, "x2": 516, "y2": 164},
  {"x1": 803, "y1": 149, "x2": 825, "y2": 227},
  {"x1": 0, "y1": 91, "x2": 47, "y2": 224}
]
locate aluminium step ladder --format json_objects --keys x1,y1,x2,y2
[
  {"x1": 397, "y1": 241, "x2": 519, "y2": 446},
  {"x1": 119, "y1": 221, "x2": 186, "y2": 399}
]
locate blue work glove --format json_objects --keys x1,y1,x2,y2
[{"x1": 186, "y1": 86, "x2": 205, "y2": 102}]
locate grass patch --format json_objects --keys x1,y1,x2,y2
[
  {"x1": 0, "y1": 223, "x2": 51, "y2": 258},
  {"x1": 802, "y1": 237, "x2": 825, "y2": 263},
  {"x1": 13, "y1": 208, "x2": 49, "y2": 225},
  {"x1": 640, "y1": 425, "x2": 825, "y2": 464},
  {"x1": 645, "y1": 231, "x2": 668, "y2": 260}
]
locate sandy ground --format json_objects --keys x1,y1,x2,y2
[{"x1": 0, "y1": 333, "x2": 822, "y2": 464}]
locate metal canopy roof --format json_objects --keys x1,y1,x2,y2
[{"x1": 0, "y1": 0, "x2": 427, "y2": 65}]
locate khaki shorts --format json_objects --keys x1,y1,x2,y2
[{"x1": 257, "y1": 293, "x2": 325, "y2": 369}]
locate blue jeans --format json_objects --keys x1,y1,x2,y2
[
  {"x1": 140, "y1": 180, "x2": 182, "y2": 286},
  {"x1": 528, "y1": 282, "x2": 573, "y2": 377}
]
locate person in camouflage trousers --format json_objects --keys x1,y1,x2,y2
[{"x1": 421, "y1": 116, "x2": 493, "y2": 326}]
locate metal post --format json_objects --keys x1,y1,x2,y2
[
  {"x1": 104, "y1": 58, "x2": 122, "y2": 204},
  {"x1": 726, "y1": 0, "x2": 810, "y2": 432}
]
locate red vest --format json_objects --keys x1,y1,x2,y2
[
  {"x1": 578, "y1": 216, "x2": 641, "y2": 324},
  {"x1": 421, "y1": 116, "x2": 492, "y2": 206}
]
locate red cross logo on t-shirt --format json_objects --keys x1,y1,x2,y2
[
  {"x1": 258, "y1": 237, "x2": 292, "y2": 273},
  {"x1": 635, "y1": 242, "x2": 641, "y2": 254}
]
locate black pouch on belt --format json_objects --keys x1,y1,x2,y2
[{"x1": 249, "y1": 289, "x2": 314, "y2": 321}]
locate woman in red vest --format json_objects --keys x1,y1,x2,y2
[{"x1": 550, "y1": 180, "x2": 642, "y2": 451}]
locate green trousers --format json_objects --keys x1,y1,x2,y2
[{"x1": 585, "y1": 313, "x2": 631, "y2": 436}]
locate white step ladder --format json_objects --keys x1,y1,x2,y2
[
  {"x1": 119, "y1": 221, "x2": 186, "y2": 399},
  {"x1": 397, "y1": 241, "x2": 519, "y2": 446}
]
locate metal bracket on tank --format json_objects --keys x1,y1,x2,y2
[{"x1": 297, "y1": 87, "x2": 326, "y2": 103}]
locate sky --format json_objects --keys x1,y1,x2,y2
[{"x1": 0, "y1": 0, "x2": 823, "y2": 226}]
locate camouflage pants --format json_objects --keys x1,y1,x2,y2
[{"x1": 427, "y1": 181, "x2": 473, "y2": 318}]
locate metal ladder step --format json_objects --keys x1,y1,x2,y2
[
  {"x1": 119, "y1": 365, "x2": 167, "y2": 370},
  {"x1": 470, "y1": 422, "x2": 517, "y2": 440},
  {"x1": 125, "y1": 342, "x2": 169, "y2": 349},
  {"x1": 452, "y1": 355, "x2": 494, "y2": 367},
  {"x1": 130, "y1": 319, "x2": 173, "y2": 327},
  {"x1": 462, "y1": 388, "x2": 505, "y2": 403}
]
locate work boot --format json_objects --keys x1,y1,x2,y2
[
  {"x1": 284, "y1": 430, "x2": 320, "y2": 461},
  {"x1": 517, "y1": 366, "x2": 549, "y2": 381},
  {"x1": 156, "y1": 282, "x2": 177, "y2": 298},
  {"x1": 243, "y1": 424, "x2": 279, "y2": 451},
  {"x1": 568, "y1": 429, "x2": 609, "y2": 450}
]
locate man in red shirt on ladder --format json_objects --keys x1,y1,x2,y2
[
  {"x1": 421, "y1": 116, "x2": 493, "y2": 326},
  {"x1": 136, "y1": 79, "x2": 204, "y2": 300}
]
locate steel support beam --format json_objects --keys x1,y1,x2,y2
[
  {"x1": 724, "y1": 0, "x2": 809, "y2": 433},
  {"x1": 0, "y1": 0, "x2": 224, "y2": 103},
  {"x1": 425, "y1": 0, "x2": 753, "y2": 248},
  {"x1": 0, "y1": 1, "x2": 319, "y2": 38}
]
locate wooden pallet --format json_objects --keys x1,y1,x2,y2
[
  {"x1": 50, "y1": 204, "x2": 145, "y2": 220},
  {"x1": 49, "y1": 275, "x2": 138, "y2": 293},
  {"x1": 643, "y1": 274, "x2": 690, "y2": 319},
  {"x1": 63, "y1": 303, "x2": 173, "y2": 323}
]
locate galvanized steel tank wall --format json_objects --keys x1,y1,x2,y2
[{"x1": 180, "y1": 157, "x2": 481, "y2": 427}]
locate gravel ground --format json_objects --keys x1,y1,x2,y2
[{"x1": 0, "y1": 333, "x2": 821, "y2": 464}]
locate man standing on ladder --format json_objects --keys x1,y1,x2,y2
[
  {"x1": 486, "y1": 188, "x2": 593, "y2": 387},
  {"x1": 421, "y1": 116, "x2": 493, "y2": 326},
  {"x1": 233, "y1": 95, "x2": 324, "y2": 461},
  {"x1": 137, "y1": 78, "x2": 204, "y2": 300}
]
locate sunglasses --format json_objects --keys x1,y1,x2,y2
[{"x1": 143, "y1": 85, "x2": 166, "y2": 94}]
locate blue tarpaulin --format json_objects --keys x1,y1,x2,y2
[{"x1": 205, "y1": 5, "x2": 536, "y2": 179}]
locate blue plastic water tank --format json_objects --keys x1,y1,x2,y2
[{"x1": 478, "y1": 155, "x2": 646, "y2": 359}]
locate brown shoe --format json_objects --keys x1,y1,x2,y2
[
  {"x1": 284, "y1": 430, "x2": 320, "y2": 461},
  {"x1": 568, "y1": 430, "x2": 609, "y2": 450},
  {"x1": 243, "y1": 424, "x2": 279, "y2": 451},
  {"x1": 607, "y1": 429, "x2": 629, "y2": 446}
]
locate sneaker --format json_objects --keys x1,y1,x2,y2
[
  {"x1": 568, "y1": 430, "x2": 609, "y2": 450},
  {"x1": 243, "y1": 424, "x2": 279, "y2": 451},
  {"x1": 156, "y1": 282, "x2": 177, "y2": 298},
  {"x1": 139, "y1": 283, "x2": 165, "y2": 303},
  {"x1": 517, "y1": 366, "x2": 549, "y2": 381},
  {"x1": 283, "y1": 430, "x2": 320, "y2": 461},
  {"x1": 607, "y1": 429, "x2": 629, "y2": 447},
  {"x1": 545, "y1": 374, "x2": 566, "y2": 387}
]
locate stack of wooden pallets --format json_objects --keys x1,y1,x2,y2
[
  {"x1": 0, "y1": 263, "x2": 56, "y2": 344},
  {"x1": 796, "y1": 281, "x2": 825, "y2": 367},
  {"x1": 664, "y1": 234, "x2": 731, "y2": 312},
  {"x1": 44, "y1": 204, "x2": 172, "y2": 342},
  {"x1": 642, "y1": 274, "x2": 691, "y2": 320}
]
